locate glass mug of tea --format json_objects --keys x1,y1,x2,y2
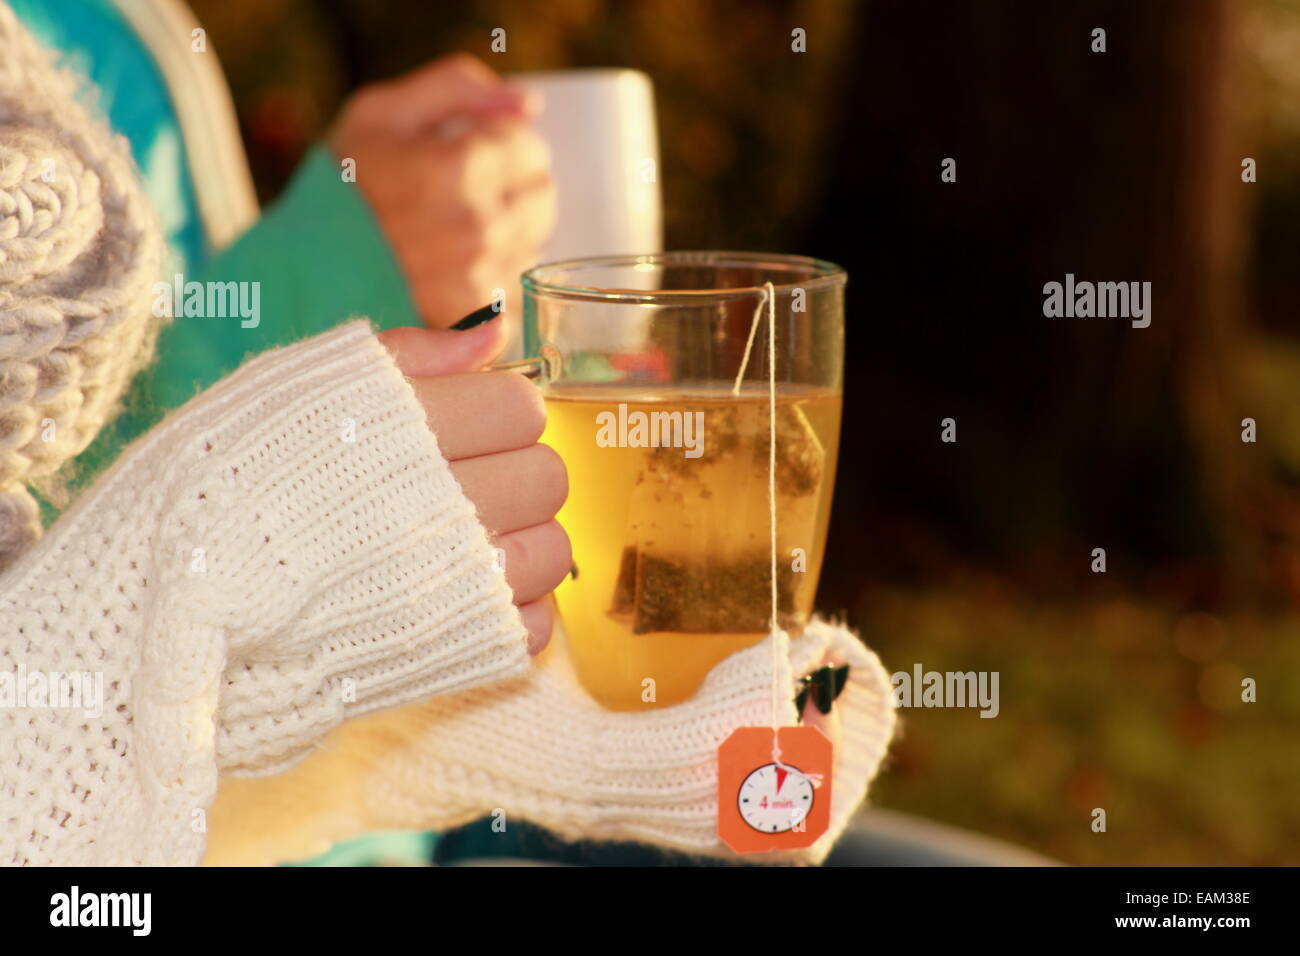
[{"x1": 520, "y1": 252, "x2": 845, "y2": 711}]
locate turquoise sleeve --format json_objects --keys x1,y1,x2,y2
[{"x1": 148, "y1": 143, "x2": 421, "y2": 410}]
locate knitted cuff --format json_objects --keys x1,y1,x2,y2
[
  {"x1": 778, "y1": 620, "x2": 899, "y2": 863},
  {"x1": 393, "y1": 618, "x2": 898, "y2": 865},
  {"x1": 152, "y1": 321, "x2": 530, "y2": 774},
  {"x1": 200, "y1": 617, "x2": 896, "y2": 866}
]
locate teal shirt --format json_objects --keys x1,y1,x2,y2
[{"x1": 104, "y1": 143, "x2": 420, "y2": 443}]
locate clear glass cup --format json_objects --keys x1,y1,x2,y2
[{"x1": 522, "y1": 252, "x2": 846, "y2": 710}]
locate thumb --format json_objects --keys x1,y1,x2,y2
[
  {"x1": 376, "y1": 54, "x2": 532, "y2": 136},
  {"x1": 378, "y1": 313, "x2": 509, "y2": 377}
]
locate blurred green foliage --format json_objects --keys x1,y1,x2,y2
[{"x1": 866, "y1": 588, "x2": 1300, "y2": 865}]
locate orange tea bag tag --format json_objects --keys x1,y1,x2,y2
[{"x1": 717, "y1": 725, "x2": 832, "y2": 853}]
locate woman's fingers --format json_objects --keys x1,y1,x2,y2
[
  {"x1": 404, "y1": 369, "x2": 546, "y2": 459},
  {"x1": 800, "y1": 653, "x2": 846, "y2": 751},
  {"x1": 448, "y1": 443, "x2": 567, "y2": 534},
  {"x1": 800, "y1": 691, "x2": 841, "y2": 750},
  {"x1": 517, "y1": 598, "x2": 554, "y2": 656},
  {"x1": 378, "y1": 318, "x2": 509, "y2": 377},
  {"x1": 358, "y1": 53, "x2": 529, "y2": 139},
  {"x1": 379, "y1": 327, "x2": 569, "y2": 636},
  {"x1": 495, "y1": 519, "x2": 572, "y2": 605}
]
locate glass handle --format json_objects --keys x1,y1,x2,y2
[{"x1": 488, "y1": 344, "x2": 563, "y2": 382}]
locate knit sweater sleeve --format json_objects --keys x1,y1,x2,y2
[
  {"x1": 0, "y1": 320, "x2": 531, "y2": 865},
  {"x1": 202, "y1": 618, "x2": 898, "y2": 867}
]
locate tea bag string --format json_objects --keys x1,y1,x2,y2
[{"x1": 733, "y1": 283, "x2": 824, "y2": 788}]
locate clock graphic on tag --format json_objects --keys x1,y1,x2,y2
[
  {"x1": 739, "y1": 763, "x2": 815, "y2": 833},
  {"x1": 718, "y1": 725, "x2": 832, "y2": 853}
]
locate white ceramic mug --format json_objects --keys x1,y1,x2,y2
[
  {"x1": 510, "y1": 68, "x2": 663, "y2": 263},
  {"x1": 494, "y1": 69, "x2": 663, "y2": 357}
]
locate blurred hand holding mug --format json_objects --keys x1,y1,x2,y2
[
  {"x1": 328, "y1": 53, "x2": 557, "y2": 332},
  {"x1": 328, "y1": 62, "x2": 664, "y2": 362}
]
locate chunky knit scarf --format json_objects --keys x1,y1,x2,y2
[{"x1": 0, "y1": 1, "x2": 164, "y2": 571}]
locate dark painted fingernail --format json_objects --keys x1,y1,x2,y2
[
  {"x1": 795, "y1": 684, "x2": 811, "y2": 717},
  {"x1": 795, "y1": 664, "x2": 851, "y2": 717},
  {"x1": 817, "y1": 665, "x2": 851, "y2": 713},
  {"x1": 814, "y1": 667, "x2": 835, "y2": 714},
  {"x1": 451, "y1": 302, "x2": 502, "y2": 330},
  {"x1": 832, "y1": 664, "x2": 850, "y2": 699},
  {"x1": 795, "y1": 665, "x2": 847, "y2": 717}
]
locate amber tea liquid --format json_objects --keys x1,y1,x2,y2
[{"x1": 542, "y1": 384, "x2": 842, "y2": 710}]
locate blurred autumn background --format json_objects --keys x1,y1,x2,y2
[{"x1": 188, "y1": 0, "x2": 1300, "y2": 865}]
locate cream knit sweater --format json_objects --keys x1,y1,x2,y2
[
  {"x1": 0, "y1": 2, "x2": 897, "y2": 866},
  {"x1": 1, "y1": 322, "x2": 538, "y2": 864},
  {"x1": 0, "y1": 320, "x2": 898, "y2": 867},
  {"x1": 202, "y1": 614, "x2": 898, "y2": 867}
]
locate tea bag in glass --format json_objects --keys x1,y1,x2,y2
[{"x1": 609, "y1": 396, "x2": 824, "y2": 634}]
